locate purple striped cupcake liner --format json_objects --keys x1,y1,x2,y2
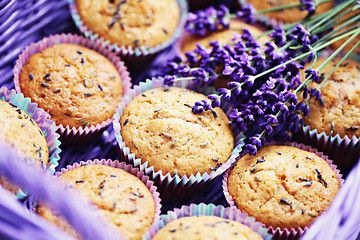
[
  {"x1": 0, "y1": 87, "x2": 61, "y2": 199},
  {"x1": 143, "y1": 203, "x2": 273, "y2": 239},
  {"x1": 13, "y1": 33, "x2": 132, "y2": 145},
  {"x1": 57, "y1": 158, "x2": 162, "y2": 238},
  {"x1": 113, "y1": 77, "x2": 244, "y2": 202},
  {"x1": 222, "y1": 141, "x2": 344, "y2": 240},
  {"x1": 67, "y1": 0, "x2": 188, "y2": 69}
]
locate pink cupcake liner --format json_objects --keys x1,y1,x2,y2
[
  {"x1": 57, "y1": 158, "x2": 162, "y2": 238},
  {"x1": 143, "y1": 203, "x2": 272, "y2": 240},
  {"x1": 13, "y1": 33, "x2": 132, "y2": 145},
  {"x1": 222, "y1": 141, "x2": 344, "y2": 240},
  {"x1": 0, "y1": 87, "x2": 61, "y2": 198},
  {"x1": 295, "y1": 125, "x2": 360, "y2": 172},
  {"x1": 113, "y1": 77, "x2": 244, "y2": 202},
  {"x1": 67, "y1": 0, "x2": 188, "y2": 70}
]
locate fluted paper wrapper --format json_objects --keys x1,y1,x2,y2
[{"x1": 295, "y1": 125, "x2": 360, "y2": 173}]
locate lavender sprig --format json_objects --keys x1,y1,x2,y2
[
  {"x1": 161, "y1": 2, "x2": 360, "y2": 155},
  {"x1": 185, "y1": 5, "x2": 230, "y2": 36}
]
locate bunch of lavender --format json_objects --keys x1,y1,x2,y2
[{"x1": 158, "y1": 1, "x2": 360, "y2": 155}]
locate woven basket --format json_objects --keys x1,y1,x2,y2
[{"x1": 1, "y1": 1, "x2": 359, "y2": 240}]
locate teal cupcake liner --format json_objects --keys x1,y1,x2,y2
[
  {"x1": 143, "y1": 203, "x2": 272, "y2": 240},
  {"x1": 113, "y1": 77, "x2": 244, "y2": 202},
  {"x1": 0, "y1": 87, "x2": 61, "y2": 198},
  {"x1": 68, "y1": 0, "x2": 188, "y2": 67}
]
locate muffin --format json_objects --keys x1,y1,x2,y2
[
  {"x1": 37, "y1": 164, "x2": 156, "y2": 240},
  {"x1": 245, "y1": 0, "x2": 332, "y2": 23},
  {"x1": 181, "y1": 19, "x2": 271, "y2": 54},
  {"x1": 74, "y1": 0, "x2": 180, "y2": 49},
  {"x1": 152, "y1": 215, "x2": 263, "y2": 240},
  {"x1": 227, "y1": 145, "x2": 340, "y2": 230},
  {"x1": 302, "y1": 58, "x2": 360, "y2": 138},
  {"x1": 0, "y1": 99, "x2": 49, "y2": 193},
  {"x1": 0, "y1": 100, "x2": 49, "y2": 166},
  {"x1": 18, "y1": 43, "x2": 123, "y2": 129},
  {"x1": 119, "y1": 87, "x2": 234, "y2": 177}
]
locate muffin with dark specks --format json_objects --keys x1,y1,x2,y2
[
  {"x1": 302, "y1": 58, "x2": 360, "y2": 138},
  {"x1": 18, "y1": 43, "x2": 123, "y2": 130},
  {"x1": 0, "y1": 100, "x2": 49, "y2": 193},
  {"x1": 152, "y1": 215, "x2": 263, "y2": 240},
  {"x1": 37, "y1": 164, "x2": 156, "y2": 240},
  {"x1": 74, "y1": 0, "x2": 180, "y2": 49},
  {"x1": 226, "y1": 145, "x2": 340, "y2": 230},
  {"x1": 119, "y1": 87, "x2": 234, "y2": 177}
]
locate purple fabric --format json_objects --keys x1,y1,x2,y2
[
  {"x1": 0, "y1": 142, "x2": 123, "y2": 240},
  {"x1": 301, "y1": 158, "x2": 360, "y2": 240}
]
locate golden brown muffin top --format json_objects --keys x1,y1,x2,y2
[
  {"x1": 302, "y1": 58, "x2": 360, "y2": 138},
  {"x1": 19, "y1": 43, "x2": 123, "y2": 128},
  {"x1": 0, "y1": 100, "x2": 48, "y2": 166},
  {"x1": 75, "y1": 0, "x2": 180, "y2": 48},
  {"x1": 120, "y1": 87, "x2": 234, "y2": 177},
  {"x1": 246, "y1": 0, "x2": 332, "y2": 23},
  {"x1": 152, "y1": 216, "x2": 263, "y2": 240},
  {"x1": 38, "y1": 164, "x2": 156, "y2": 240},
  {"x1": 228, "y1": 145, "x2": 340, "y2": 229},
  {"x1": 181, "y1": 20, "x2": 271, "y2": 54}
]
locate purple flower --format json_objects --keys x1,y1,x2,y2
[
  {"x1": 245, "y1": 144, "x2": 257, "y2": 156},
  {"x1": 208, "y1": 94, "x2": 221, "y2": 108},
  {"x1": 185, "y1": 5, "x2": 230, "y2": 36},
  {"x1": 290, "y1": 24, "x2": 311, "y2": 46},
  {"x1": 305, "y1": 69, "x2": 320, "y2": 83},
  {"x1": 300, "y1": 0, "x2": 316, "y2": 16},
  {"x1": 236, "y1": 3, "x2": 255, "y2": 23},
  {"x1": 192, "y1": 99, "x2": 212, "y2": 114},
  {"x1": 310, "y1": 88, "x2": 321, "y2": 100},
  {"x1": 270, "y1": 28, "x2": 286, "y2": 47},
  {"x1": 163, "y1": 75, "x2": 175, "y2": 86}
]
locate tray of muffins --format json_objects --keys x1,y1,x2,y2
[{"x1": 0, "y1": 0, "x2": 360, "y2": 239}]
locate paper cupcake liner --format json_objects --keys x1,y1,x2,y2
[
  {"x1": 0, "y1": 87, "x2": 61, "y2": 199},
  {"x1": 67, "y1": 0, "x2": 188, "y2": 69},
  {"x1": 294, "y1": 125, "x2": 360, "y2": 173},
  {"x1": 143, "y1": 203, "x2": 272, "y2": 240},
  {"x1": 13, "y1": 33, "x2": 132, "y2": 146},
  {"x1": 57, "y1": 158, "x2": 162, "y2": 237},
  {"x1": 113, "y1": 77, "x2": 244, "y2": 202},
  {"x1": 222, "y1": 141, "x2": 344, "y2": 240}
]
